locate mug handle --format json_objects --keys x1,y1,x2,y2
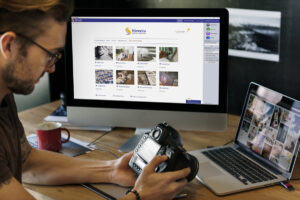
[{"x1": 61, "y1": 128, "x2": 71, "y2": 143}]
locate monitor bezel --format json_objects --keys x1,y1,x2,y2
[{"x1": 65, "y1": 8, "x2": 228, "y2": 113}]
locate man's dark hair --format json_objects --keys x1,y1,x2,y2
[{"x1": 0, "y1": 0, "x2": 74, "y2": 42}]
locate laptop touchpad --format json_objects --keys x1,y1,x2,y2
[{"x1": 199, "y1": 162, "x2": 224, "y2": 178}]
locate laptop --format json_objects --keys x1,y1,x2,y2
[{"x1": 190, "y1": 82, "x2": 300, "y2": 195}]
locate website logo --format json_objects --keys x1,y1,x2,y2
[
  {"x1": 125, "y1": 27, "x2": 146, "y2": 35},
  {"x1": 125, "y1": 27, "x2": 132, "y2": 35}
]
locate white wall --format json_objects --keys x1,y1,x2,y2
[{"x1": 14, "y1": 74, "x2": 50, "y2": 112}]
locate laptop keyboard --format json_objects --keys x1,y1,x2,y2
[{"x1": 202, "y1": 147, "x2": 277, "y2": 185}]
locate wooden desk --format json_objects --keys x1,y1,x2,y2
[{"x1": 19, "y1": 101, "x2": 300, "y2": 200}]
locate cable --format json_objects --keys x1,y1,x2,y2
[
  {"x1": 82, "y1": 183, "x2": 116, "y2": 200},
  {"x1": 87, "y1": 131, "x2": 119, "y2": 158},
  {"x1": 91, "y1": 147, "x2": 119, "y2": 158},
  {"x1": 87, "y1": 131, "x2": 111, "y2": 146},
  {"x1": 291, "y1": 177, "x2": 300, "y2": 181},
  {"x1": 223, "y1": 139, "x2": 234, "y2": 146},
  {"x1": 206, "y1": 139, "x2": 234, "y2": 148}
]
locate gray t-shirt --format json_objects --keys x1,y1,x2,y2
[{"x1": 0, "y1": 93, "x2": 32, "y2": 185}]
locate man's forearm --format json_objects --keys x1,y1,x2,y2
[{"x1": 22, "y1": 149, "x2": 115, "y2": 185}]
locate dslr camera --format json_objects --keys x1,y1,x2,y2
[{"x1": 129, "y1": 122, "x2": 199, "y2": 181}]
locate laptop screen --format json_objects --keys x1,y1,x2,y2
[{"x1": 236, "y1": 83, "x2": 300, "y2": 175}]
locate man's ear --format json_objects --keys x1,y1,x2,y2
[{"x1": 0, "y1": 32, "x2": 17, "y2": 59}]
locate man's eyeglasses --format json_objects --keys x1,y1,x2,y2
[{"x1": 0, "y1": 32, "x2": 62, "y2": 68}]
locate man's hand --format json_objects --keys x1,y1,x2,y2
[
  {"x1": 110, "y1": 152, "x2": 137, "y2": 186},
  {"x1": 132, "y1": 155, "x2": 190, "y2": 200}
]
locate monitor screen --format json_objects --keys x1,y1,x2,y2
[
  {"x1": 71, "y1": 15, "x2": 221, "y2": 105},
  {"x1": 66, "y1": 9, "x2": 228, "y2": 131}
]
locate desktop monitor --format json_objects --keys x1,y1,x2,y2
[{"x1": 65, "y1": 8, "x2": 228, "y2": 133}]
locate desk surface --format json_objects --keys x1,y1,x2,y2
[{"x1": 19, "y1": 101, "x2": 300, "y2": 200}]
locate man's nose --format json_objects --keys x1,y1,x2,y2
[{"x1": 45, "y1": 65, "x2": 56, "y2": 73}]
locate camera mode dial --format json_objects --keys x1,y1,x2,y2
[{"x1": 151, "y1": 128, "x2": 161, "y2": 139}]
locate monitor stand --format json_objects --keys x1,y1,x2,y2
[
  {"x1": 119, "y1": 128, "x2": 151, "y2": 152},
  {"x1": 62, "y1": 123, "x2": 113, "y2": 132},
  {"x1": 44, "y1": 104, "x2": 113, "y2": 132}
]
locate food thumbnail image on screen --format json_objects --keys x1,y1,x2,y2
[
  {"x1": 116, "y1": 46, "x2": 134, "y2": 61},
  {"x1": 95, "y1": 46, "x2": 113, "y2": 60},
  {"x1": 159, "y1": 47, "x2": 178, "y2": 62},
  {"x1": 138, "y1": 71, "x2": 156, "y2": 86},
  {"x1": 116, "y1": 70, "x2": 134, "y2": 85},
  {"x1": 95, "y1": 69, "x2": 113, "y2": 84},
  {"x1": 137, "y1": 46, "x2": 156, "y2": 62},
  {"x1": 159, "y1": 71, "x2": 178, "y2": 86}
]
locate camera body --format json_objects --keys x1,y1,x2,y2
[{"x1": 129, "y1": 122, "x2": 199, "y2": 181}]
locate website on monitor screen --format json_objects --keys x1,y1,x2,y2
[{"x1": 71, "y1": 17, "x2": 220, "y2": 105}]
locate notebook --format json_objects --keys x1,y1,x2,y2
[{"x1": 190, "y1": 82, "x2": 300, "y2": 195}]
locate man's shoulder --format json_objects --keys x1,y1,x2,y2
[
  {"x1": 4, "y1": 93, "x2": 15, "y2": 105},
  {"x1": 1, "y1": 93, "x2": 16, "y2": 109},
  {"x1": 0, "y1": 93, "x2": 22, "y2": 145},
  {"x1": 3, "y1": 93, "x2": 18, "y2": 116}
]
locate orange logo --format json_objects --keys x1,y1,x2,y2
[{"x1": 125, "y1": 27, "x2": 132, "y2": 35}]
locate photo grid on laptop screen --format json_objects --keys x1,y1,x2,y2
[{"x1": 237, "y1": 93, "x2": 300, "y2": 173}]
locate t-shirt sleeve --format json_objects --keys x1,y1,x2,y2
[
  {"x1": 0, "y1": 147, "x2": 13, "y2": 186},
  {"x1": 20, "y1": 134, "x2": 32, "y2": 164}
]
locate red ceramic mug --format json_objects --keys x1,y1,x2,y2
[{"x1": 36, "y1": 122, "x2": 70, "y2": 152}]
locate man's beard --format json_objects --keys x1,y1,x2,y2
[{"x1": 2, "y1": 59, "x2": 35, "y2": 95}]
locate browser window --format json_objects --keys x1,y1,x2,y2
[{"x1": 71, "y1": 16, "x2": 220, "y2": 105}]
